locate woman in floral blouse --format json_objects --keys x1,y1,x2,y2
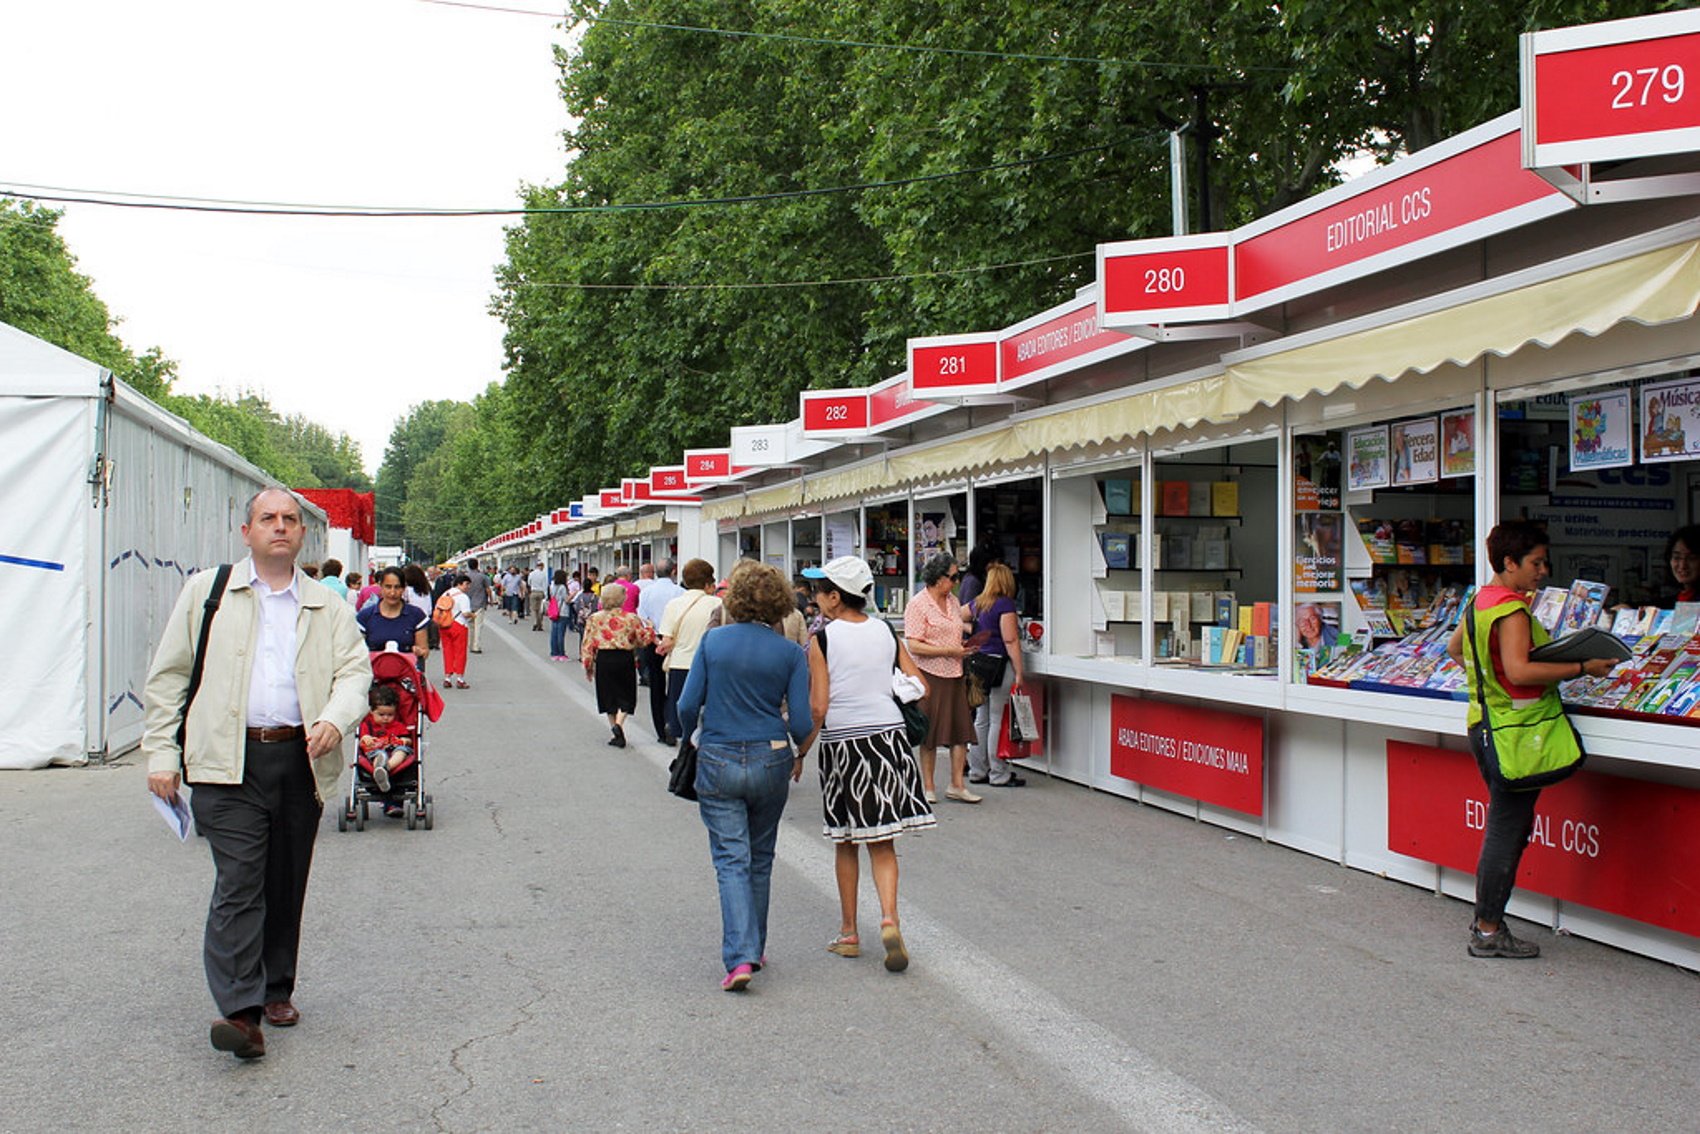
[
  {"x1": 582, "y1": 582, "x2": 654, "y2": 748},
  {"x1": 903, "y1": 553, "x2": 982, "y2": 804}
]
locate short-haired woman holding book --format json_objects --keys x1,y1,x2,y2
[{"x1": 1445, "y1": 520, "x2": 1617, "y2": 960}]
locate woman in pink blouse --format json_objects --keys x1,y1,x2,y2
[
  {"x1": 581, "y1": 582, "x2": 654, "y2": 748},
  {"x1": 903, "y1": 554, "x2": 983, "y2": 804}
]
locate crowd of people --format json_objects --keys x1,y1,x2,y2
[
  {"x1": 147, "y1": 487, "x2": 1619, "y2": 1067},
  {"x1": 540, "y1": 548, "x2": 1026, "y2": 991}
]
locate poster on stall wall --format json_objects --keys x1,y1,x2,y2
[
  {"x1": 1568, "y1": 389, "x2": 1633, "y2": 471},
  {"x1": 1295, "y1": 512, "x2": 1342, "y2": 593},
  {"x1": 1639, "y1": 377, "x2": 1700, "y2": 463},
  {"x1": 1390, "y1": 418, "x2": 1438, "y2": 486},
  {"x1": 1294, "y1": 433, "x2": 1343, "y2": 511},
  {"x1": 1295, "y1": 601, "x2": 1343, "y2": 652},
  {"x1": 825, "y1": 518, "x2": 856, "y2": 561},
  {"x1": 1345, "y1": 425, "x2": 1390, "y2": 490},
  {"x1": 1440, "y1": 409, "x2": 1475, "y2": 477}
]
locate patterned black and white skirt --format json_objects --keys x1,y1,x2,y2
[{"x1": 818, "y1": 724, "x2": 937, "y2": 844}]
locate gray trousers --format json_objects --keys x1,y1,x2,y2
[
  {"x1": 968, "y1": 671, "x2": 1016, "y2": 784},
  {"x1": 188, "y1": 738, "x2": 322, "y2": 1017}
]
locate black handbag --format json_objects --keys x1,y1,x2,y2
[
  {"x1": 965, "y1": 650, "x2": 1007, "y2": 689},
  {"x1": 667, "y1": 739, "x2": 698, "y2": 800},
  {"x1": 815, "y1": 620, "x2": 930, "y2": 745}
]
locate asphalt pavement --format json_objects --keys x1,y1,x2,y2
[{"x1": 3, "y1": 613, "x2": 1697, "y2": 1132}]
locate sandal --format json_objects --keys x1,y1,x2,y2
[
  {"x1": 880, "y1": 919, "x2": 908, "y2": 973},
  {"x1": 826, "y1": 933, "x2": 860, "y2": 958}
]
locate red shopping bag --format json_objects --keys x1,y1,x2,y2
[{"x1": 996, "y1": 682, "x2": 1044, "y2": 760}]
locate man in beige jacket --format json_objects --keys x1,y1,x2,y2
[{"x1": 144, "y1": 487, "x2": 370, "y2": 1060}]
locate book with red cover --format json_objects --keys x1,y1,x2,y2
[{"x1": 1161, "y1": 481, "x2": 1191, "y2": 516}]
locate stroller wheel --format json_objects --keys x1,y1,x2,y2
[
  {"x1": 422, "y1": 797, "x2": 434, "y2": 831},
  {"x1": 354, "y1": 804, "x2": 366, "y2": 832},
  {"x1": 337, "y1": 808, "x2": 348, "y2": 832},
  {"x1": 404, "y1": 798, "x2": 417, "y2": 830}
]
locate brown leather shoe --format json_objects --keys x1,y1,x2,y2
[
  {"x1": 263, "y1": 1000, "x2": 300, "y2": 1027},
  {"x1": 210, "y1": 1017, "x2": 265, "y2": 1059}
]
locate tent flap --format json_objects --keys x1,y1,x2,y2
[{"x1": 1223, "y1": 239, "x2": 1700, "y2": 411}]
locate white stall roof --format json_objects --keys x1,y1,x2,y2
[{"x1": 0, "y1": 321, "x2": 110, "y2": 396}]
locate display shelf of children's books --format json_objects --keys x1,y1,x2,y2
[
  {"x1": 1556, "y1": 599, "x2": 1700, "y2": 729},
  {"x1": 1304, "y1": 579, "x2": 1472, "y2": 700}
]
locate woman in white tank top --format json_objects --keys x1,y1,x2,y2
[{"x1": 803, "y1": 557, "x2": 936, "y2": 974}]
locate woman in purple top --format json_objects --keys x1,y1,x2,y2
[{"x1": 965, "y1": 563, "x2": 1027, "y2": 787}]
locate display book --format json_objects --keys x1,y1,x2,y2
[
  {"x1": 1556, "y1": 599, "x2": 1700, "y2": 723},
  {"x1": 1097, "y1": 477, "x2": 1236, "y2": 569},
  {"x1": 1306, "y1": 584, "x2": 1471, "y2": 698},
  {"x1": 1152, "y1": 593, "x2": 1278, "y2": 668}
]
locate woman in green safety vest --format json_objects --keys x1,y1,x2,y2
[{"x1": 1444, "y1": 521, "x2": 1617, "y2": 960}]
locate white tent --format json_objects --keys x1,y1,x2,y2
[{"x1": 0, "y1": 322, "x2": 326, "y2": 769}]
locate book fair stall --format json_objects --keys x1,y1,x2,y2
[{"x1": 474, "y1": 10, "x2": 1700, "y2": 968}]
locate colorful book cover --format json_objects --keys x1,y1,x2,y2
[
  {"x1": 1161, "y1": 481, "x2": 1191, "y2": 516},
  {"x1": 1611, "y1": 608, "x2": 1643, "y2": 639},
  {"x1": 1670, "y1": 602, "x2": 1700, "y2": 639},
  {"x1": 1211, "y1": 481, "x2": 1239, "y2": 517},
  {"x1": 1356, "y1": 518, "x2": 1397, "y2": 564},
  {"x1": 1393, "y1": 519, "x2": 1428, "y2": 565},
  {"x1": 1102, "y1": 478, "x2": 1133, "y2": 515},
  {"x1": 1558, "y1": 580, "x2": 1610, "y2": 635},
  {"x1": 1100, "y1": 532, "x2": 1131, "y2": 569},
  {"x1": 1666, "y1": 678, "x2": 1700, "y2": 717},
  {"x1": 1252, "y1": 602, "x2": 1273, "y2": 638},
  {"x1": 1531, "y1": 586, "x2": 1569, "y2": 632}
]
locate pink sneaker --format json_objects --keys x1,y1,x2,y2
[{"x1": 721, "y1": 963, "x2": 753, "y2": 992}]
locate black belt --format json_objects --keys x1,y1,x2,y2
[{"x1": 246, "y1": 725, "x2": 305, "y2": 743}]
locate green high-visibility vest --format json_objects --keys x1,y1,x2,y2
[{"x1": 1463, "y1": 598, "x2": 1586, "y2": 789}]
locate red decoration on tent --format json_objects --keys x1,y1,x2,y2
[{"x1": 295, "y1": 488, "x2": 376, "y2": 544}]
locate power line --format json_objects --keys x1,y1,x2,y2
[
  {"x1": 0, "y1": 135, "x2": 1155, "y2": 219},
  {"x1": 511, "y1": 250, "x2": 1093, "y2": 292},
  {"x1": 416, "y1": 0, "x2": 1290, "y2": 75}
]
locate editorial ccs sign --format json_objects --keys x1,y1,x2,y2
[
  {"x1": 1233, "y1": 121, "x2": 1563, "y2": 308},
  {"x1": 1386, "y1": 741, "x2": 1700, "y2": 937},
  {"x1": 1096, "y1": 115, "x2": 1571, "y2": 321},
  {"x1": 1109, "y1": 695, "x2": 1264, "y2": 816},
  {"x1": 1523, "y1": 9, "x2": 1700, "y2": 167}
]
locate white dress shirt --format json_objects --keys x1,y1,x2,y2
[{"x1": 246, "y1": 567, "x2": 304, "y2": 727}]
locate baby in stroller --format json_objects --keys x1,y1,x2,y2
[{"x1": 358, "y1": 685, "x2": 415, "y2": 809}]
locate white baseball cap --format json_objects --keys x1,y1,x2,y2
[{"x1": 802, "y1": 555, "x2": 875, "y2": 597}]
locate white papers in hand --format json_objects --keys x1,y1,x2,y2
[{"x1": 151, "y1": 789, "x2": 193, "y2": 841}]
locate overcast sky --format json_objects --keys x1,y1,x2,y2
[{"x1": 0, "y1": 0, "x2": 575, "y2": 475}]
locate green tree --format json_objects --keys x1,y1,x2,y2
[{"x1": 0, "y1": 198, "x2": 174, "y2": 398}]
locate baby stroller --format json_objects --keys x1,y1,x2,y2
[{"x1": 339, "y1": 651, "x2": 444, "y2": 832}]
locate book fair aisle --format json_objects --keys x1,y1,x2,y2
[{"x1": 499, "y1": 10, "x2": 1700, "y2": 969}]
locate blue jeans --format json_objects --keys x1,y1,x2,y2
[
  {"x1": 549, "y1": 616, "x2": 568, "y2": 658},
  {"x1": 696, "y1": 740, "x2": 795, "y2": 971}
]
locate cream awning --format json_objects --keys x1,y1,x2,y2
[
  {"x1": 703, "y1": 497, "x2": 745, "y2": 523},
  {"x1": 680, "y1": 239, "x2": 1700, "y2": 522},
  {"x1": 636, "y1": 512, "x2": 664, "y2": 535},
  {"x1": 1222, "y1": 238, "x2": 1700, "y2": 410},
  {"x1": 798, "y1": 459, "x2": 894, "y2": 506},
  {"x1": 744, "y1": 481, "x2": 804, "y2": 516}
]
